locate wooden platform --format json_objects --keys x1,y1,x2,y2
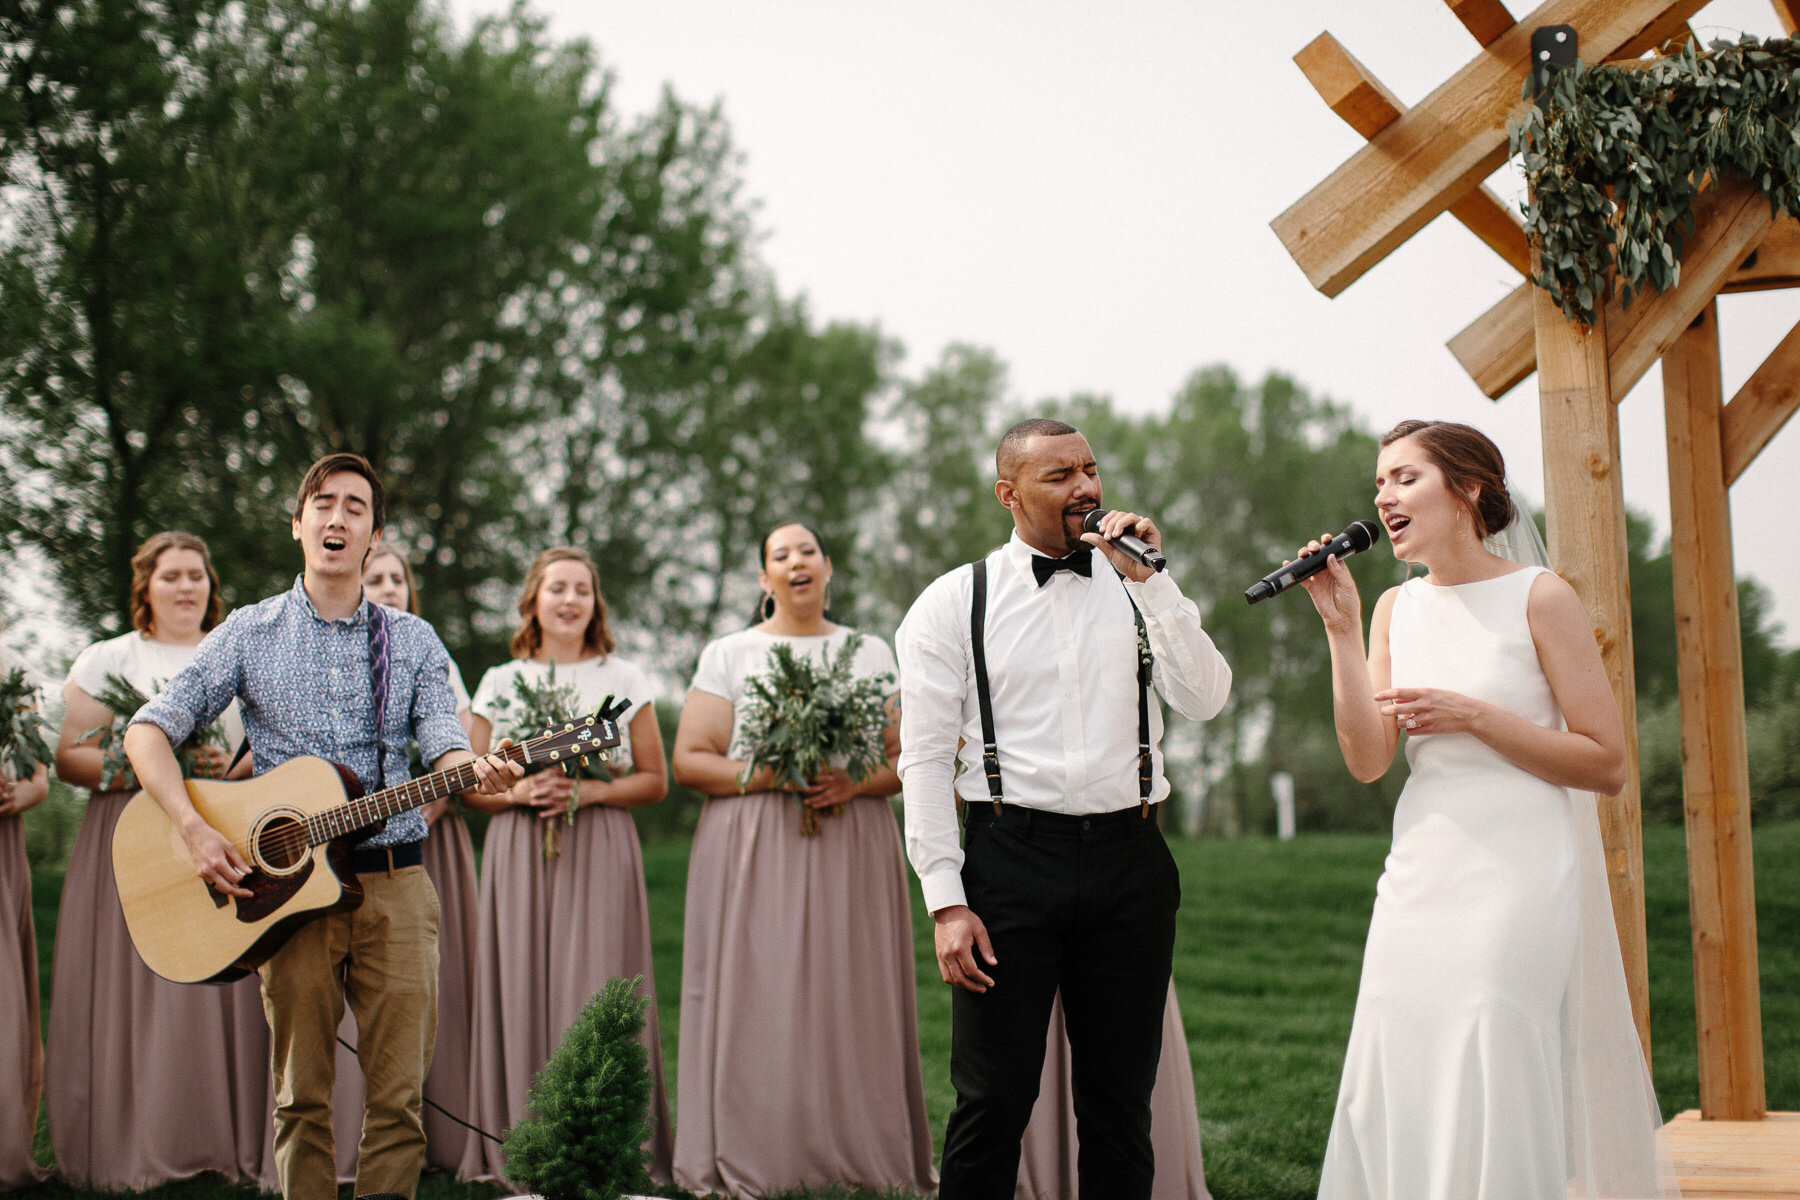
[{"x1": 1667, "y1": 1111, "x2": 1800, "y2": 1198}]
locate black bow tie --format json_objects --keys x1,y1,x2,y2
[{"x1": 1032, "y1": 549, "x2": 1093, "y2": 587}]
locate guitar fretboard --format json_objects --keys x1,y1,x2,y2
[{"x1": 299, "y1": 741, "x2": 533, "y2": 846}]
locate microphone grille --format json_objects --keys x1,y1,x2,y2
[
  {"x1": 1080, "y1": 509, "x2": 1109, "y2": 534},
  {"x1": 1347, "y1": 520, "x2": 1382, "y2": 550}
]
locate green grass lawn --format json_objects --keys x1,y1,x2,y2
[{"x1": 17, "y1": 819, "x2": 1800, "y2": 1200}]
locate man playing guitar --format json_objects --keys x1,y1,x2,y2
[{"x1": 124, "y1": 453, "x2": 523, "y2": 1200}]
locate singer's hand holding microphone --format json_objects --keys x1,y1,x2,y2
[
  {"x1": 1080, "y1": 508, "x2": 1167, "y2": 580},
  {"x1": 1244, "y1": 520, "x2": 1384, "y2": 629}
]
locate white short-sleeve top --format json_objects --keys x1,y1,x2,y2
[
  {"x1": 689, "y1": 626, "x2": 898, "y2": 761},
  {"x1": 470, "y1": 655, "x2": 654, "y2": 760},
  {"x1": 447, "y1": 658, "x2": 471, "y2": 712},
  {"x1": 67, "y1": 630, "x2": 246, "y2": 750}
]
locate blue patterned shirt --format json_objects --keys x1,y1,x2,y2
[{"x1": 131, "y1": 576, "x2": 470, "y2": 847}]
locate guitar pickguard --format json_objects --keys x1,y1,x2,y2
[{"x1": 231, "y1": 857, "x2": 314, "y2": 923}]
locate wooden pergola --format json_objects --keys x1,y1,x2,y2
[{"x1": 1273, "y1": 0, "x2": 1800, "y2": 1191}]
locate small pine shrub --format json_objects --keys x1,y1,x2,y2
[{"x1": 501, "y1": 975, "x2": 654, "y2": 1200}]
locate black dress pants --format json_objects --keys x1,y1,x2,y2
[{"x1": 939, "y1": 802, "x2": 1181, "y2": 1200}]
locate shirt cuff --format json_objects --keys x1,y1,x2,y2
[
  {"x1": 920, "y1": 869, "x2": 968, "y2": 915},
  {"x1": 1123, "y1": 568, "x2": 1183, "y2": 614},
  {"x1": 128, "y1": 706, "x2": 195, "y2": 751}
]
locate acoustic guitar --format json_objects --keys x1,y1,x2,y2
[{"x1": 112, "y1": 699, "x2": 627, "y2": 984}]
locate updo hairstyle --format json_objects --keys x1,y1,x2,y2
[{"x1": 1379, "y1": 420, "x2": 1516, "y2": 538}]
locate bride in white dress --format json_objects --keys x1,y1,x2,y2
[{"x1": 1294, "y1": 420, "x2": 1677, "y2": 1199}]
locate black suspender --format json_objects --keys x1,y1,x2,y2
[
  {"x1": 969, "y1": 556, "x2": 1155, "y2": 818},
  {"x1": 971, "y1": 559, "x2": 1005, "y2": 815},
  {"x1": 1129, "y1": 599, "x2": 1153, "y2": 816}
]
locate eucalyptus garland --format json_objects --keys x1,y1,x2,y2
[{"x1": 1512, "y1": 35, "x2": 1800, "y2": 326}]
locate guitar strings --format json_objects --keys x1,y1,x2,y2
[{"x1": 233, "y1": 736, "x2": 570, "y2": 869}]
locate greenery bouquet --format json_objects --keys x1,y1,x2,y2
[
  {"x1": 735, "y1": 632, "x2": 894, "y2": 836},
  {"x1": 486, "y1": 665, "x2": 616, "y2": 858},
  {"x1": 0, "y1": 668, "x2": 53, "y2": 785},
  {"x1": 83, "y1": 672, "x2": 229, "y2": 791}
]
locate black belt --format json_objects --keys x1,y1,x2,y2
[
  {"x1": 966, "y1": 802, "x2": 1160, "y2": 834},
  {"x1": 348, "y1": 841, "x2": 423, "y2": 874}
]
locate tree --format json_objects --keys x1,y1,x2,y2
[
  {"x1": 0, "y1": 0, "x2": 290, "y2": 630},
  {"x1": 236, "y1": 0, "x2": 623, "y2": 664},
  {"x1": 0, "y1": 0, "x2": 798, "y2": 674},
  {"x1": 861, "y1": 343, "x2": 1016, "y2": 630},
  {"x1": 1626, "y1": 508, "x2": 1787, "y2": 707}
]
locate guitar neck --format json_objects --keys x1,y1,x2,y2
[{"x1": 303, "y1": 743, "x2": 529, "y2": 846}]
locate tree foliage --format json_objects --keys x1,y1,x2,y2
[
  {"x1": 0, "y1": 0, "x2": 891, "y2": 684},
  {"x1": 500, "y1": 974, "x2": 653, "y2": 1200}
]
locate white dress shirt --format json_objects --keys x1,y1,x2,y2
[{"x1": 896, "y1": 532, "x2": 1231, "y2": 913}]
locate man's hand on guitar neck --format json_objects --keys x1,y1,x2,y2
[
  {"x1": 440, "y1": 739, "x2": 526, "y2": 799},
  {"x1": 123, "y1": 720, "x2": 256, "y2": 898}
]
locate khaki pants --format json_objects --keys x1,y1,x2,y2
[{"x1": 259, "y1": 864, "x2": 440, "y2": 1200}]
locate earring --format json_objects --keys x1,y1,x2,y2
[
  {"x1": 823, "y1": 581, "x2": 832, "y2": 612},
  {"x1": 760, "y1": 591, "x2": 775, "y2": 621}
]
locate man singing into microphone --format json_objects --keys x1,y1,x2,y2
[{"x1": 896, "y1": 418, "x2": 1231, "y2": 1199}]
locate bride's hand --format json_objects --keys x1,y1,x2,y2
[
  {"x1": 1293, "y1": 533, "x2": 1361, "y2": 631},
  {"x1": 1376, "y1": 687, "x2": 1485, "y2": 736}
]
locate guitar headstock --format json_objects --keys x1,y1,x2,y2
[{"x1": 521, "y1": 695, "x2": 626, "y2": 769}]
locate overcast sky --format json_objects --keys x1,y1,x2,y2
[{"x1": 466, "y1": 0, "x2": 1798, "y2": 642}]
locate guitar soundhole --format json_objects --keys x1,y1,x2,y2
[{"x1": 253, "y1": 812, "x2": 310, "y2": 874}]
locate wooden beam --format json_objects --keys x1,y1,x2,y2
[
  {"x1": 1605, "y1": 182, "x2": 1771, "y2": 398},
  {"x1": 1608, "y1": 7, "x2": 1696, "y2": 58},
  {"x1": 1443, "y1": 0, "x2": 1515, "y2": 46},
  {"x1": 1450, "y1": 179, "x2": 1773, "y2": 398},
  {"x1": 1774, "y1": 0, "x2": 1798, "y2": 35},
  {"x1": 1722, "y1": 317, "x2": 1800, "y2": 485},
  {"x1": 1533, "y1": 274, "x2": 1652, "y2": 1061},
  {"x1": 1449, "y1": 284, "x2": 1537, "y2": 398},
  {"x1": 1724, "y1": 217, "x2": 1800, "y2": 293},
  {"x1": 1664, "y1": 300, "x2": 1765, "y2": 1121},
  {"x1": 1293, "y1": 33, "x2": 1531, "y2": 275},
  {"x1": 1273, "y1": 0, "x2": 1709, "y2": 297}
]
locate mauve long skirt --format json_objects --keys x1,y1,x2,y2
[
  {"x1": 1016, "y1": 982, "x2": 1211, "y2": 1200},
  {"x1": 458, "y1": 804, "x2": 673, "y2": 1184},
  {"x1": 673, "y1": 791, "x2": 938, "y2": 1198},
  {"x1": 0, "y1": 815, "x2": 42, "y2": 1186},
  {"x1": 295, "y1": 809, "x2": 482, "y2": 1187},
  {"x1": 47, "y1": 791, "x2": 272, "y2": 1189}
]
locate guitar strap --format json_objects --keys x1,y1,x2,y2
[
  {"x1": 969, "y1": 555, "x2": 1154, "y2": 819},
  {"x1": 368, "y1": 601, "x2": 390, "y2": 792}
]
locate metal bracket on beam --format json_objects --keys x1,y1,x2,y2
[{"x1": 1532, "y1": 25, "x2": 1580, "y2": 103}]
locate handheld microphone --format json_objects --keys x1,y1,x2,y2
[
  {"x1": 1081, "y1": 509, "x2": 1167, "y2": 573},
  {"x1": 1244, "y1": 520, "x2": 1383, "y2": 605}
]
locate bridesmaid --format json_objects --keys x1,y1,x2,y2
[
  {"x1": 313, "y1": 542, "x2": 481, "y2": 1184},
  {"x1": 49, "y1": 531, "x2": 270, "y2": 1188},
  {"x1": 0, "y1": 637, "x2": 47, "y2": 1187},
  {"x1": 1018, "y1": 985, "x2": 1211, "y2": 1200},
  {"x1": 670, "y1": 521, "x2": 936, "y2": 1198},
  {"x1": 458, "y1": 547, "x2": 672, "y2": 1184}
]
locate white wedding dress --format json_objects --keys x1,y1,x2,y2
[{"x1": 1317, "y1": 567, "x2": 1677, "y2": 1199}]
